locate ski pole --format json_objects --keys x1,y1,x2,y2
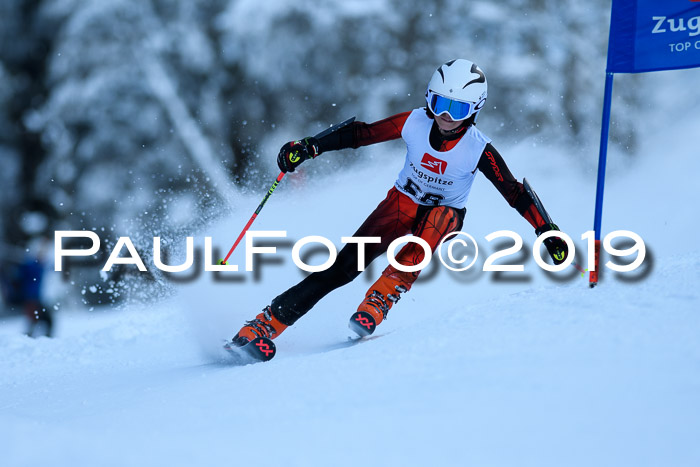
[
  {"x1": 219, "y1": 116, "x2": 356, "y2": 265},
  {"x1": 219, "y1": 171, "x2": 285, "y2": 265}
]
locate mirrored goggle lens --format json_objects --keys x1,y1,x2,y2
[{"x1": 429, "y1": 93, "x2": 472, "y2": 121}]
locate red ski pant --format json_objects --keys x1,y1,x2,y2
[
  {"x1": 271, "y1": 187, "x2": 465, "y2": 325},
  {"x1": 351, "y1": 187, "x2": 464, "y2": 290}
]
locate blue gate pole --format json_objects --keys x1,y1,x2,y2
[{"x1": 590, "y1": 72, "x2": 615, "y2": 288}]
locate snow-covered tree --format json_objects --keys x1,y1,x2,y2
[{"x1": 215, "y1": 0, "x2": 639, "y2": 152}]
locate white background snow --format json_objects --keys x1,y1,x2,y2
[{"x1": 2, "y1": 30, "x2": 700, "y2": 467}]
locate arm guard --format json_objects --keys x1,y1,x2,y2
[{"x1": 523, "y1": 178, "x2": 568, "y2": 265}]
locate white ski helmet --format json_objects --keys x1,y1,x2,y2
[{"x1": 425, "y1": 59, "x2": 487, "y2": 121}]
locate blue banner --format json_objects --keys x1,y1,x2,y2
[{"x1": 608, "y1": 0, "x2": 700, "y2": 73}]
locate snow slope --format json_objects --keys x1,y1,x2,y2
[
  {"x1": 2, "y1": 76, "x2": 700, "y2": 466},
  {"x1": 1, "y1": 253, "x2": 698, "y2": 467}
]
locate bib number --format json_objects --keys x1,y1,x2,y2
[{"x1": 402, "y1": 178, "x2": 445, "y2": 206}]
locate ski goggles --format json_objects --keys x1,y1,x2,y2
[{"x1": 426, "y1": 91, "x2": 474, "y2": 121}]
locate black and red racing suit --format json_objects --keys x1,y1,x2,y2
[{"x1": 270, "y1": 111, "x2": 549, "y2": 326}]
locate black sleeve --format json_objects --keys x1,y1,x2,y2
[
  {"x1": 316, "y1": 112, "x2": 410, "y2": 153},
  {"x1": 317, "y1": 123, "x2": 357, "y2": 153},
  {"x1": 476, "y1": 143, "x2": 522, "y2": 205},
  {"x1": 476, "y1": 143, "x2": 546, "y2": 229}
]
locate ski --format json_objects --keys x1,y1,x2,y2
[
  {"x1": 222, "y1": 336, "x2": 276, "y2": 364},
  {"x1": 348, "y1": 310, "x2": 377, "y2": 337},
  {"x1": 221, "y1": 316, "x2": 384, "y2": 364}
]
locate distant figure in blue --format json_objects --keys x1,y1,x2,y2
[
  {"x1": 0, "y1": 242, "x2": 53, "y2": 337},
  {"x1": 20, "y1": 252, "x2": 53, "y2": 337}
]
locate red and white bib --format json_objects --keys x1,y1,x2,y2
[{"x1": 395, "y1": 109, "x2": 491, "y2": 207}]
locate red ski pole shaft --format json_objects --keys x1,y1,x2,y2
[
  {"x1": 220, "y1": 171, "x2": 285, "y2": 265},
  {"x1": 219, "y1": 116, "x2": 356, "y2": 266},
  {"x1": 572, "y1": 261, "x2": 586, "y2": 275}
]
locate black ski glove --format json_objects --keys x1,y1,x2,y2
[
  {"x1": 535, "y1": 223, "x2": 568, "y2": 265},
  {"x1": 277, "y1": 137, "x2": 320, "y2": 173}
]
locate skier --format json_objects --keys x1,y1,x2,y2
[
  {"x1": 0, "y1": 238, "x2": 53, "y2": 338},
  {"x1": 230, "y1": 59, "x2": 568, "y2": 347}
]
